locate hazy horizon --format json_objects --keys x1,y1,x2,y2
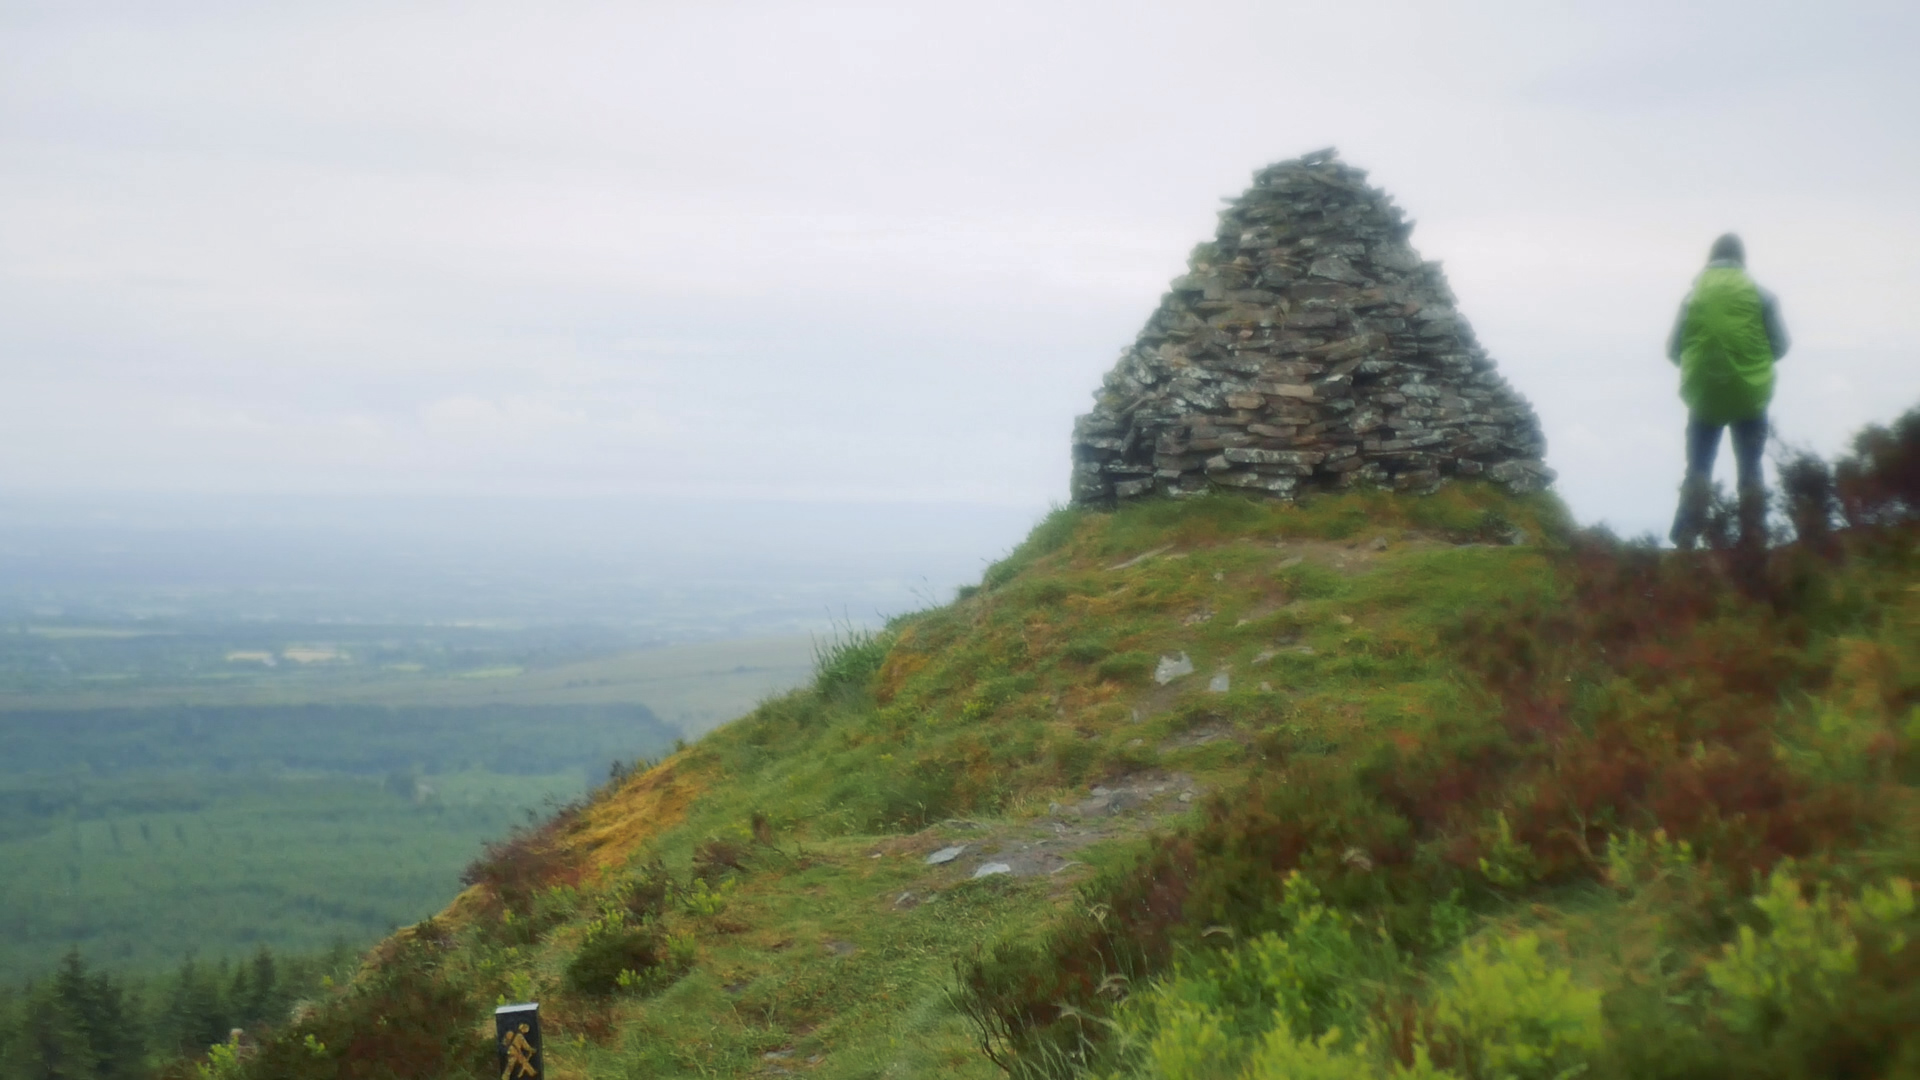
[{"x1": 0, "y1": 492, "x2": 1046, "y2": 636}]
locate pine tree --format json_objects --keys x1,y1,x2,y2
[
  {"x1": 159, "y1": 957, "x2": 227, "y2": 1057},
  {"x1": 17, "y1": 988, "x2": 97, "y2": 1080},
  {"x1": 50, "y1": 950, "x2": 145, "y2": 1080},
  {"x1": 238, "y1": 947, "x2": 282, "y2": 1029}
]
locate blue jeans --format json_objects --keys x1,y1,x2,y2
[
  {"x1": 1687, "y1": 413, "x2": 1768, "y2": 493},
  {"x1": 1671, "y1": 412, "x2": 1768, "y2": 547}
]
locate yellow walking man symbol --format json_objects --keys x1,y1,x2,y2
[{"x1": 501, "y1": 1022, "x2": 538, "y2": 1079}]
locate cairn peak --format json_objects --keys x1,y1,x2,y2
[{"x1": 1071, "y1": 149, "x2": 1552, "y2": 505}]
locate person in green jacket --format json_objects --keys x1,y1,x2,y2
[{"x1": 1667, "y1": 233, "x2": 1791, "y2": 549}]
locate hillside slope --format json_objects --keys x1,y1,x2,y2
[{"x1": 204, "y1": 480, "x2": 1918, "y2": 1080}]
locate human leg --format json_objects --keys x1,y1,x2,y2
[
  {"x1": 1670, "y1": 418, "x2": 1723, "y2": 548},
  {"x1": 1731, "y1": 413, "x2": 1769, "y2": 547},
  {"x1": 1729, "y1": 414, "x2": 1768, "y2": 494},
  {"x1": 1687, "y1": 417, "x2": 1725, "y2": 479}
]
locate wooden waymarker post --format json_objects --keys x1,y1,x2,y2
[{"x1": 495, "y1": 1002, "x2": 542, "y2": 1079}]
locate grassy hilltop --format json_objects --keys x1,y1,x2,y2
[{"x1": 156, "y1": 420, "x2": 1920, "y2": 1079}]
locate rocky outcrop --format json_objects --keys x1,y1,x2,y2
[{"x1": 1071, "y1": 148, "x2": 1552, "y2": 505}]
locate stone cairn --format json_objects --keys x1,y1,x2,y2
[{"x1": 1070, "y1": 148, "x2": 1553, "y2": 506}]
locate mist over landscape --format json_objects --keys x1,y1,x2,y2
[{"x1": 0, "y1": 494, "x2": 1039, "y2": 633}]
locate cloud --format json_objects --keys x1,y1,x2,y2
[{"x1": 418, "y1": 395, "x2": 587, "y2": 441}]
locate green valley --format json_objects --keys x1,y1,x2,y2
[
  {"x1": 0, "y1": 634, "x2": 817, "y2": 981},
  {"x1": 0, "y1": 702, "x2": 681, "y2": 978}
]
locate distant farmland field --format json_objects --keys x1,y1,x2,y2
[
  {"x1": 0, "y1": 635, "x2": 817, "y2": 738},
  {"x1": 0, "y1": 636, "x2": 817, "y2": 978}
]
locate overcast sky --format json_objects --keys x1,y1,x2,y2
[{"x1": 4, "y1": 0, "x2": 1917, "y2": 538}]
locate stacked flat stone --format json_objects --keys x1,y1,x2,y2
[{"x1": 1070, "y1": 148, "x2": 1553, "y2": 506}]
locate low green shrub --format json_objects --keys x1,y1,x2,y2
[
  {"x1": 565, "y1": 916, "x2": 666, "y2": 997},
  {"x1": 1064, "y1": 637, "x2": 1115, "y2": 664},
  {"x1": 1422, "y1": 933, "x2": 1602, "y2": 1080},
  {"x1": 1706, "y1": 865, "x2": 1916, "y2": 1040},
  {"x1": 1095, "y1": 652, "x2": 1154, "y2": 685},
  {"x1": 1241, "y1": 1029, "x2": 1454, "y2": 1080},
  {"x1": 1106, "y1": 873, "x2": 1392, "y2": 1077}
]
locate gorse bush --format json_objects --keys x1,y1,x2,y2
[
  {"x1": 1096, "y1": 879, "x2": 1603, "y2": 1080},
  {"x1": 1103, "y1": 873, "x2": 1394, "y2": 1078},
  {"x1": 1421, "y1": 934, "x2": 1602, "y2": 1080},
  {"x1": 1240, "y1": 1027, "x2": 1451, "y2": 1080},
  {"x1": 1698, "y1": 865, "x2": 1920, "y2": 1074}
]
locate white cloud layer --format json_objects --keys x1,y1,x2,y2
[{"x1": 3, "y1": 0, "x2": 1917, "y2": 534}]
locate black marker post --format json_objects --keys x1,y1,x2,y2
[{"x1": 495, "y1": 1002, "x2": 542, "y2": 1079}]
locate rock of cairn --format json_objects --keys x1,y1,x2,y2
[{"x1": 1070, "y1": 148, "x2": 1553, "y2": 506}]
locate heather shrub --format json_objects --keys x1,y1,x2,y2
[
  {"x1": 621, "y1": 858, "x2": 675, "y2": 921},
  {"x1": 690, "y1": 834, "x2": 752, "y2": 884},
  {"x1": 235, "y1": 932, "x2": 491, "y2": 1080},
  {"x1": 459, "y1": 806, "x2": 584, "y2": 922}
]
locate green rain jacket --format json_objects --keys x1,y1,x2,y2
[{"x1": 1666, "y1": 259, "x2": 1790, "y2": 425}]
